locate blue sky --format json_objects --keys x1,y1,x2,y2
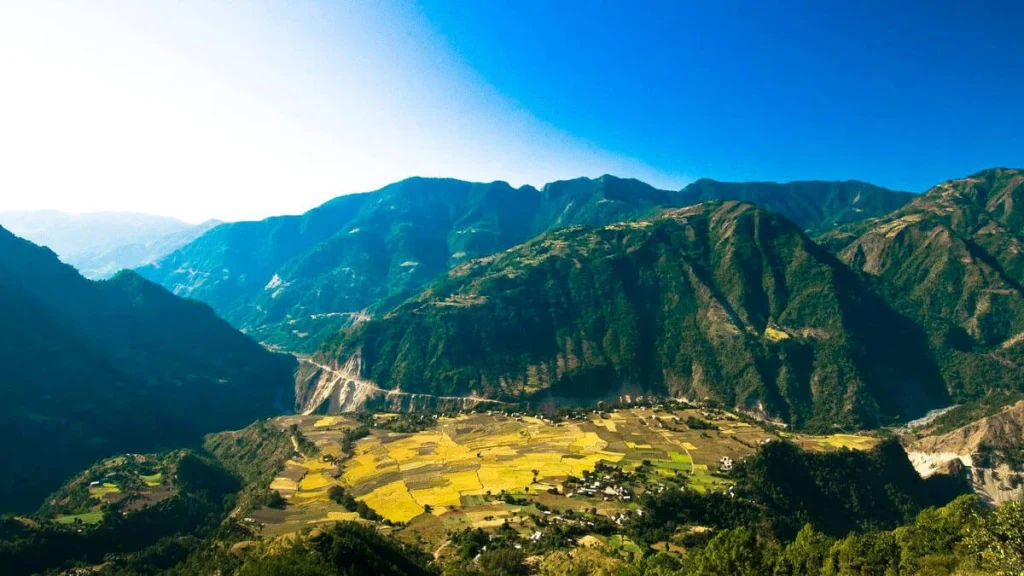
[
  {"x1": 417, "y1": 0, "x2": 1024, "y2": 189},
  {"x1": 0, "y1": 1, "x2": 1020, "y2": 222}
]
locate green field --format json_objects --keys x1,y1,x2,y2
[{"x1": 56, "y1": 512, "x2": 103, "y2": 525}]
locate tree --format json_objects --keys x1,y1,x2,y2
[
  {"x1": 266, "y1": 490, "x2": 286, "y2": 509},
  {"x1": 824, "y1": 531, "x2": 900, "y2": 576},
  {"x1": 776, "y1": 524, "x2": 833, "y2": 576},
  {"x1": 327, "y1": 485, "x2": 345, "y2": 504},
  {"x1": 895, "y1": 496, "x2": 980, "y2": 574},
  {"x1": 966, "y1": 500, "x2": 1024, "y2": 574},
  {"x1": 691, "y1": 527, "x2": 773, "y2": 576},
  {"x1": 477, "y1": 548, "x2": 527, "y2": 576}
]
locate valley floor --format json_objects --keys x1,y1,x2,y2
[{"x1": 255, "y1": 407, "x2": 879, "y2": 549}]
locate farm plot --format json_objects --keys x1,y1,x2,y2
[
  {"x1": 260, "y1": 408, "x2": 881, "y2": 532},
  {"x1": 339, "y1": 415, "x2": 628, "y2": 522}
]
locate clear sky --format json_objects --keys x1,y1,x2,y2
[{"x1": 1, "y1": 1, "x2": 1021, "y2": 223}]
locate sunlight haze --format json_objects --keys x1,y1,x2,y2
[{"x1": 0, "y1": 1, "x2": 683, "y2": 222}]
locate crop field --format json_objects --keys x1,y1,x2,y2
[
  {"x1": 44, "y1": 452, "x2": 178, "y2": 524},
  {"x1": 88, "y1": 482, "x2": 121, "y2": 499},
  {"x1": 258, "y1": 408, "x2": 879, "y2": 538},
  {"x1": 56, "y1": 511, "x2": 104, "y2": 525}
]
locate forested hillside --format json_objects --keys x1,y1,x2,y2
[
  {"x1": 680, "y1": 178, "x2": 913, "y2": 232},
  {"x1": 140, "y1": 176, "x2": 910, "y2": 351},
  {"x1": 309, "y1": 202, "x2": 946, "y2": 429},
  {"x1": 825, "y1": 168, "x2": 1024, "y2": 399},
  {"x1": 0, "y1": 225, "x2": 295, "y2": 512}
]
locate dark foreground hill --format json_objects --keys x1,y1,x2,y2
[
  {"x1": 0, "y1": 225, "x2": 296, "y2": 512},
  {"x1": 139, "y1": 176, "x2": 910, "y2": 352},
  {"x1": 824, "y1": 168, "x2": 1024, "y2": 399},
  {"x1": 307, "y1": 202, "x2": 946, "y2": 429}
]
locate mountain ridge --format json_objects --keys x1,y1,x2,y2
[
  {"x1": 140, "y1": 175, "x2": 913, "y2": 352},
  {"x1": 824, "y1": 167, "x2": 1024, "y2": 400},
  {"x1": 0, "y1": 210, "x2": 222, "y2": 279},
  {"x1": 304, "y1": 201, "x2": 946, "y2": 429},
  {"x1": 0, "y1": 224, "x2": 296, "y2": 513}
]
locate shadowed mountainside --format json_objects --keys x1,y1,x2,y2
[{"x1": 0, "y1": 225, "x2": 296, "y2": 513}]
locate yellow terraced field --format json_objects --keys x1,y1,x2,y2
[
  {"x1": 337, "y1": 415, "x2": 633, "y2": 521},
  {"x1": 570, "y1": 431, "x2": 607, "y2": 452},
  {"x1": 258, "y1": 408, "x2": 881, "y2": 529},
  {"x1": 358, "y1": 480, "x2": 423, "y2": 523},
  {"x1": 88, "y1": 483, "x2": 120, "y2": 498},
  {"x1": 298, "y1": 473, "x2": 333, "y2": 491},
  {"x1": 625, "y1": 442, "x2": 652, "y2": 449},
  {"x1": 270, "y1": 478, "x2": 298, "y2": 492},
  {"x1": 446, "y1": 470, "x2": 484, "y2": 492},
  {"x1": 409, "y1": 485, "x2": 462, "y2": 511}
]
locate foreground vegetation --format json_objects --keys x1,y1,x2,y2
[{"x1": 11, "y1": 401, "x2": 1020, "y2": 575}]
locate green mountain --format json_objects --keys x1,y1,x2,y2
[
  {"x1": 307, "y1": 201, "x2": 946, "y2": 430},
  {"x1": 140, "y1": 176, "x2": 910, "y2": 352},
  {"x1": 824, "y1": 168, "x2": 1024, "y2": 400},
  {"x1": 0, "y1": 225, "x2": 296, "y2": 513},
  {"x1": 0, "y1": 210, "x2": 220, "y2": 279},
  {"x1": 680, "y1": 178, "x2": 914, "y2": 232}
]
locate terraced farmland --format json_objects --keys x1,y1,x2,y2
[{"x1": 257, "y1": 408, "x2": 879, "y2": 537}]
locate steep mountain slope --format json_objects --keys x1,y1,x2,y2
[
  {"x1": 0, "y1": 210, "x2": 218, "y2": 279},
  {"x1": 140, "y1": 176, "x2": 684, "y2": 351},
  {"x1": 908, "y1": 400, "x2": 1024, "y2": 504},
  {"x1": 825, "y1": 168, "x2": 1024, "y2": 399},
  {"x1": 0, "y1": 225, "x2": 296, "y2": 513},
  {"x1": 141, "y1": 176, "x2": 910, "y2": 352},
  {"x1": 680, "y1": 179, "x2": 914, "y2": 232},
  {"x1": 306, "y1": 202, "x2": 946, "y2": 430}
]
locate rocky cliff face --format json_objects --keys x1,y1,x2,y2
[
  {"x1": 296, "y1": 356, "x2": 507, "y2": 414},
  {"x1": 908, "y1": 400, "x2": 1024, "y2": 505}
]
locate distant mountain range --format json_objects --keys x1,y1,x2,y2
[
  {"x1": 1, "y1": 168, "x2": 1021, "y2": 509},
  {"x1": 0, "y1": 210, "x2": 221, "y2": 279},
  {"x1": 0, "y1": 225, "x2": 295, "y2": 512},
  {"x1": 139, "y1": 176, "x2": 912, "y2": 352},
  {"x1": 305, "y1": 201, "x2": 947, "y2": 430},
  {"x1": 298, "y1": 168, "x2": 1022, "y2": 429}
]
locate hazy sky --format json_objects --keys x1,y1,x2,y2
[
  {"x1": 0, "y1": 1, "x2": 683, "y2": 223},
  {"x1": 2, "y1": 1, "x2": 1021, "y2": 223}
]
